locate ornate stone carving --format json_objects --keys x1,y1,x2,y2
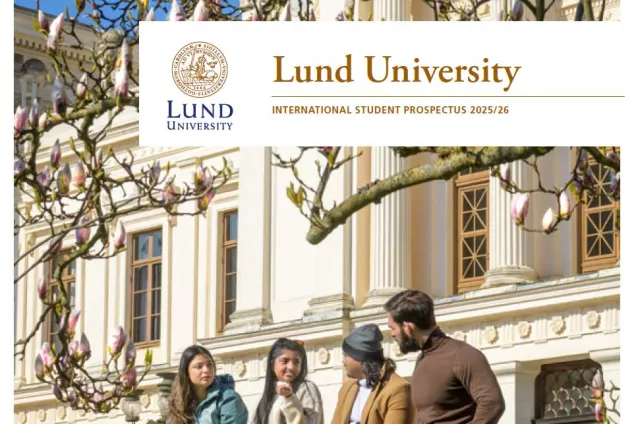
[
  {"x1": 517, "y1": 321, "x2": 532, "y2": 339},
  {"x1": 140, "y1": 393, "x2": 151, "y2": 408},
  {"x1": 16, "y1": 412, "x2": 26, "y2": 424},
  {"x1": 232, "y1": 360, "x2": 246, "y2": 378},
  {"x1": 317, "y1": 348, "x2": 330, "y2": 365},
  {"x1": 549, "y1": 316, "x2": 566, "y2": 335},
  {"x1": 37, "y1": 409, "x2": 46, "y2": 422},
  {"x1": 483, "y1": 326, "x2": 499, "y2": 345},
  {"x1": 391, "y1": 343, "x2": 404, "y2": 358},
  {"x1": 56, "y1": 406, "x2": 66, "y2": 420},
  {"x1": 586, "y1": 311, "x2": 601, "y2": 329},
  {"x1": 451, "y1": 331, "x2": 466, "y2": 342}
]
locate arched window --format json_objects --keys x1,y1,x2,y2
[{"x1": 19, "y1": 58, "x2": 47, "y2": 107}]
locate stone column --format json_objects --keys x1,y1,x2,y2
[
  {"x1": 373, "y1": 0, "x2": 408, "y2": 20},
  {"x1": 483, "y1": 161, "x2": 538, "y2": 287},
  {"x1": 362, "y1": 147, "x2": 409, "y2": 308},
  {"x1": 224, "y1": 147, "x2": 273, "y2": 334},
  {"x1": 491, "y1": 361, "x2": 540, "y2": 423}
]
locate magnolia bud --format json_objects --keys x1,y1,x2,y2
[
  {"x1": 67, "y1": 308, "x2": 81, "y2": 335},
  {"x1": 78, "y1": 333, "x2": 91, "y2": 360},
  {"x1": 38, "y1": 10, "x2": 50, "y2": 32},
  {"x1": 198, "y1": 188, "x2": 215, "y2": 211},
  {"x1": 53, "y1": 386, "x2": 64, "y2": 401},
  {"x1": 38, "y1": 277, "x2": 47, "y2": 300},
  {"x1": 14, "y1": 106, "x2": 27, "y2": 134},
  {"x1": 193, "y1": 0, "x2": 207, "y2": 20},
  {"x1": 35, "y1": 354, "x2": 45, "y2": 381},
  {"x1": 499, "y1": 163, "x2": 510, "y2": 188},
  {"x1": 37, "y1": 166, "x2": 51, "y2": 187},
  {"x1": 145, "y1": 7, "x2": 156, "y2": 21},
  {"x1": 114, "y1": 62, "x2": 129, "y2": 100},
  {"x1": 14, "y1": 159, "x2": 26, "y2": 177},
  {"x1": 75, "y1": 216, "x2": 91, "y2": 246},
  {"x1": 595, "y1": 402, "x2": 605, "y2": 422},
  {"x1": 309, "y1": 7, "x2": 316, "y2": 20},
  {"x1": 322, "y1": 146, "x2": 333, "y2": 154},
  {"x1": 511, "y1": 193, "x2": 529, "y2": 225},
  {"x1": 28, "y1": 99, "x2": 39, "y2": 128},
  {"x1": 542, "y1": 208, "x2": 556, "y2": 232},
  {"x1": 47, "y1": 13, "x2": 64, "y2": 53},
  {"x1": 169, "y1": 0, "x2": 186, "y2": 21},
  {"x1": 50, "y1": 139, "x2": 62, "y2": 168},
  {"x1": 121, "y1": 367, "x2": 137, "y2": 388},
  {"x1": 52, "y1": 76, "x2": 69, "y2": 115},
  {"x1": 40, "y1": 342, "x2": 54, "y2": 369},
  {"x1": 195, "y1": 166, "x2": 208, "y2": 190},
  {"x1": 559, "y1": 192, "x2": 570, "y2": 218},
  {"x1": 57, "y1": 163, "x2": 71, "y2": 195},
  {"x1": 76, "y1": 73, "x2": 88, "y2": 100},
  {"x1": 120, "y1": 39, "x2": 131, "y2": 69},
  {"x1": 108, "y1": 325, "x2": 126, "y2": 356},
  {"x1": 39, "y1": 112, "x2": 48, "y2": 131},
  {"x1": 74, "y1": 161, "x2": 86, "y2": 188},
  {"x1": 162, "y1": 183, "x2": 178, "y2": 205},
  {"x1": 68, "y1": 340, "x2": 79, "y2": 357},
  {"x1": 511, "y1": 0, "x2": 523, "y2": 20},
  {"x1": 591, "y1": 369, "x2": 604, "y2": 397},
  {"x1": 113, "y1": 220, "x2": 126, "y2": 249}
]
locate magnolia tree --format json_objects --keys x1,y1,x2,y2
[{"x1": 13, "y1": 0, "x2": 617, "y2": 419}]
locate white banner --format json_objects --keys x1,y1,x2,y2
[{"x1": 139, "y1": 22, "x2": 627, "y2": 146}]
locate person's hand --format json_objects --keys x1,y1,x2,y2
[{"x1": 275, "y1": 381, "x2": 293, "y2": 398}]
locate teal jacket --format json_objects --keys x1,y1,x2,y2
[{"x1": 194, "y1": 374, "x2": 248, "y2": 424}]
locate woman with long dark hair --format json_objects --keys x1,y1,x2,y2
[
  {"x1": 168, "y1": 344, "x2": 248, "y2": 424},
  {"x1": 253, "y1": 338, "x2": 324, "y2": 424}
]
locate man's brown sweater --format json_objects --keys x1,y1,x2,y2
[{"x1": 411, "y1": 328, "x2": 505, "y2": 424}]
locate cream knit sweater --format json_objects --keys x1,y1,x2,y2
[{"x1": 267, "y1": 380, "x2": 324, "y2": 424}]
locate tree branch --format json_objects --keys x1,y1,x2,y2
[{"x1": 305, "y1": 147, "x2": 554, "y2": 244}]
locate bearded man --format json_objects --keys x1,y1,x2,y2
[{"x1": 384, "y1": 290, "x2": 505, "y2": 424}]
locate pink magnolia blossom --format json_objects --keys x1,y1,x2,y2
[
  {"x1": 121, "y1": 367, "x2": 137, "y2": 389},
  {"x1": 169, "y1": 0, "x2": 186, "y2": 21},
  {"x1": 559, "y1": 192, "x2": 570, "y2": 218},
  {"x1": 47, "y1": 13, "x2": 64, "y2": 52},
  {"x1": 50, "y1": 139, "x2": 62, "y2": 168},
  {"x1": 193, "y1": 0, "x2": 208, "y2": 20},
  {"x1": 14, "y1": 105, "x2": 27, "y2": 134},
  {"x1": 76, "y1": 72, "x2": 88, "y2": 100},
  {"x1": 78, "y1": 333, "x2": 91, "y2": 360},
  {"x1": 542, "y1": 208, "x2": 556, "y2": 232},
  {"x1": 57, "y1": 163, "x2": 71, "y2": 195},
  {"x1": 113, "y1": 220, "x2": 126, "y2": 249},
  {"x1": 74, "y1": 161, "x2": 86, "y2": 188},
  {"x1": 38, "y1": 10, "x2": 49, "y2": 32},
  {"x1": 108, "y1": 325, "x2": 127, "y2": 356},
  {"x1": 511, "y1": 193, "x2": 529, "y2": 225},
  {"x1": 51, "y1": 76, "x2": 69, "y2": 115}
]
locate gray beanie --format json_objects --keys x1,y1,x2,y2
[{"x1": 342, "y1": 324, "x2": 384, "y2": 362}]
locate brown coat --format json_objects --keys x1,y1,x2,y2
[{"x1": 331, "y1": 371, "x2": 415, "y2": 424}]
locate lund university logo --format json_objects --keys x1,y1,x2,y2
[{"x1": 172, "y1": 42, "x2": 228, "y2": 98}]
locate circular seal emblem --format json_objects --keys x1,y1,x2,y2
[{"x1": 172, "y1": 42, "x2": 228, "y2": 98}]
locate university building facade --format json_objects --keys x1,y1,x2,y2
[{"x1": 14, "y1": 3, "x2": 620, "y2": 424}]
